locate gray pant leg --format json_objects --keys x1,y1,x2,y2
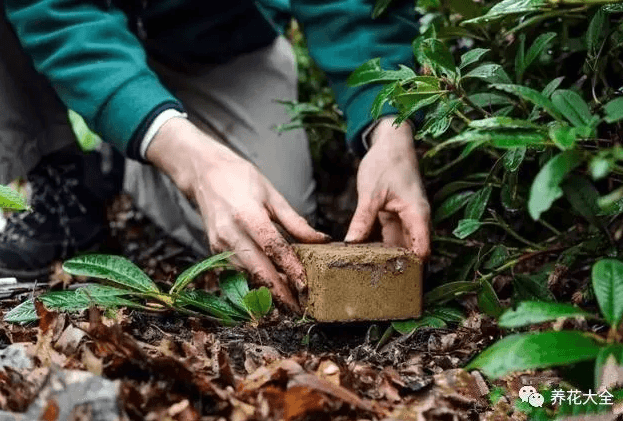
[
  {"x1": 0, "y1": 7, "x2": 75, "y2": 184},
  {"x1": 124, "y1": 36, "x2": 316, "y2": 255}
]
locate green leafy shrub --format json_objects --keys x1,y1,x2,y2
[
  {"x1": 4, "y1": 252, "x2": 272, "y2": 325},
  {"x1": 468, "y1": 258, "x2": 623, "y2": 389}
]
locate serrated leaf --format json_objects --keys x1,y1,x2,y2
[
  {"x1": 478, "y1": 279, "x2": 503, "y2": 318},
  {"x1": 220, "y1": 272, "x2": 251, "y2": 314},
  {"x1": 177, "y1": 290, "x2": 248, "y2": 323},
  {"x1": 466, "y1": 331, "x2": 601, "y2": 378},
  {"x1": 519, "y1": 32, "x2": 556, "y2": 79},
  {"x1": 424, "y1": 281, "x2": 481, "y2": 305},
  {"x1": 604, "y1": 97, "x2": 623, "y2": 123},
  {"x1": 551, "y1": 90, "x2": 593, "y2": 128},
  {"x1": 3, "y1": 299, "x2": 37, "y2": 323},
  {"x1": 372, "y1": 0, "x2": 393, "y2": 18},
  {"x1": 562, "y1": 175, "x2": 602, "y2": 228},
  {"x1": 528, "y1": 150, "x2": 583, "y2": 220},
  {"x1": 469, "y1": 117, "x2": 541, "y2": 130},
  {"x1": 0, "y1": 184, "x2": 29, "y2": 211},
  {"x1": 392, "y1": 316, "x2": 446, "y2": 334},
  {"x1": 591, "y1": 259, "x2": 623, "y2": 327},
  {"x1": 464, "y1": 64, "x2": 512, "y2": 84},
  {"x1": 243, "y1": 287, "x2": 272, "y2": 318},
  {"x1": 420, "y1": 39, "x2": 457, "y2": 78},
  {"x1": 499, "y1": 301, "x2": 596, "y2": 328},
  {"x1": 464, "y1": 186, "x2": 492, "y2": 220},
  {"x1": 491, "y1": 84, "x2": 564, "y2": 120},
  {"x1": 434, "y1": 191, "x2": 475, "y2": 223},
  {"x1": 170, "y1": 252, "x2": 234, "y2": 295},
  {"x1": 459, "y1": 48, "x2": 490, "y2": 69},
  {"x1": 503, "y1": 147, "x2": 526, "y2": 172},
  {"x1": 38, "y1": 290, "x2": 91, "y2": 311},
  {"x1": 370, "y1": 82, "x2": 400, "y2": 119},
  {"x1": 347, "y1": 58, "x2": 416, "y2": 87},
  {"x1": 453, "y1": 219, "x2": 483, "y2": 239}
]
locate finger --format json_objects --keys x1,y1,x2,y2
[
  {"x1": 344, "y1": 196, "x2": 383, "y2": 243},
  {"x1": 397, "y1": 206, "x2": 431, "y2": 259},
  {"x1": 216, "y1": 225, "x2": 301, "y2": 313},
  {"x1": 237, "y1": 211, "x2": 309, "y2": 294},
  {"x1": 379, "y1": 211, "x2": 408, "y2": 248},
  {"x1": 268, "y1": 191, "x2": 331, "y2": 243}
]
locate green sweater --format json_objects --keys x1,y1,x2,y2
[{"x1": 5, "y1": 0, "x2": 420, "y2": 160}]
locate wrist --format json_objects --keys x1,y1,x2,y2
[{"x1": 368, "y1": 117, "x2": 415, "y2": 150}]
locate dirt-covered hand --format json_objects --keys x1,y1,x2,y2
[
  {"x1": 146, "y1": 118, "x2": 329, "y2": 312},
  {"x1": 345, "y1": 118, "x2": 431, "y2": 259}
]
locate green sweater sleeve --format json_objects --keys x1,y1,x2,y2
[
  {"x1": 289, "y1": 0, "x2": 420, "y2": 154},
  {"x1": 4, "y1": 0, "x2": 182, "y2": 157}
]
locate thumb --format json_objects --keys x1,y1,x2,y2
[{"x1": 345, "y1": 197, "x2": 382, "y2": 243}]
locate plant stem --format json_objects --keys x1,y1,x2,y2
[
  {"x1": 490, "y1": 215, "x2": 546, "y2": 250},
  {"x1": 454, "y1": 109, "x2": 472, "y2": 124},
  {"x1": 460, "y1": 94, "x2": 491, "y2": 118},
  {"x1": 538, "y1": 219, "x2": 562, "y2": 236}
]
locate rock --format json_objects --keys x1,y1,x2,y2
[{"x1": 293, "y1": 243, "x2": 422, "y2": 322}]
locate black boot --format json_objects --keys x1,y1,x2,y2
[{"x1": 0, "y1": 144, "x2": 124, "y2": 279}]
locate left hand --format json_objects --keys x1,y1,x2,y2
[{"x1": 344, "y1": 117, "x2": 431, "y2": 259}]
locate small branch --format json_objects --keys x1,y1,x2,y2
[{"x1": 460, "y1": 95, "x2": 491, "y2": 118}]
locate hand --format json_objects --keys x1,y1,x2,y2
[
  {"x1": 146, "y1": 118, "x2": 330, "y2": 312},
  {"x1": 345, "y1": 118, "x2": 431, "y2": 259}
]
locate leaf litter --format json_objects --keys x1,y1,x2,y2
[{"x1": 0, "y1": 194, "x2": 581, "y2": 420}]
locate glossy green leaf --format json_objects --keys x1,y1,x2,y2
[
  {"x1": 464, "y1": 64, "x2": 512, "y2": 84},
  {"x1": 604, "y1": 97, "x2": 623, "y2": 123},
  {"x1": 453, "y1": 219, "x2": 483, "y2": 239},
  {"x1": 347, "y1": 58, "x2": 416, "y2": 87},
  {"x1": 542, "y1": 76, "x2": 565, "y2": 98},
  {"x1": 63, "y1": 255, "x2": 159, "y2": 293},
  {"x1": 434, "y1": 191, "x2": 475, "y2": 223},
  {"x1": 177, "y1": 290, "x2": 248, "y2": 323},
  {"x1": 478, "y1": 279, "x2": 504, "y2": 318},
  {"x1": 499, "y1": 301, "x2": 595, "y2": 328},
  {"x1": 424, "y1": 281, "x2": 481, "y2": 305},
  {"x1": 519, "y1": 32, "x2": 556, "y2": 79},
  {"x1": 422, "y1": 100, "x2": 460, "y2": 138},
  {"x1": 491, "y1": 84, "x2": 564, "y2": 120},
  {"x1": 528, "y1": 150, "x2": 583, "y2": 220},
  {"x1": 243, "y1": 287, "x2": 272, "y2": 318},
  {"x1": 469, "y1": 117, "x2": 541, "y2": 130},
  {"x1": 591, "y1": 259, "x2": 623, "y2": 326},
  {"x1": 392, "y1": 316, "x2": 446, "y2": 334},
  {"x1": 370, "y1": 82, "x2": 399, "y2": 119},
  {"x1": 488, "y1": 129, "x2": 549, "y2": 148},
  {"x1": 464, "y1": 185, "x2": 492, "y2": 220},
  {"x1": 170, "y1": 252, "x2": 234, "y2": 295},
  {"x1": 38, "y1": 290, "x2": 94, "y2": 311},
  {"x1": 372, "y1": 0, "x2": 393, "y2": 18},
  {"x1": 220, "y1": 272, "x2": 251, "y2": 314},
  {"x1": 459, "y1": 48, "x2": 490, "y2": 69},
  {"x1": 562, "y1": 175, "x2": 602, "y2": 228},
  {"x1": 503, "y1": 147, "x2": 526, "y2": 172},
  {"x1": 394, "y1": 93, "x2": 442, "y2": 125},
  {"x1": 551, "y1": 90, "x2": 593, "y2": 128},
  {"x1": 420, "y1": 39, "x2": 457, "y2": 78},
  {"x1": 3, "y1": 299, "x2": 37, "y2": 323},
  {"x1": 75, "y1": 285, "x2": 142, "y2": 309},
  {"x1": 466, "y1": 331, "x2": 601, "y2": 378},
  {"x1": 0, "y1": 184, "x2": 29, "y2": 211},
  {"x1": 462, "y1": 0, "x2": 548, "y2": 25},
  {"x1": 429, "y1": 306, "x2": 464, "y2": 323}
]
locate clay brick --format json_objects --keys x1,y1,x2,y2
[{"x1": 293, "y1": 243, "x2": 422, "y2": 322}]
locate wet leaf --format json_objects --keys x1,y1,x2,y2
[
  {"x1": 453, "y1": 219, "x2": 483, "y2": 239},
  {"x1": 459, "y1": 48, "x2": 490, "y2": 69},
  {"x1": 503, "y1": 147, "x2": 526, "y2": 172},
  {"x1": 464, "y1": 64, "x2": 512, "y2": 84},
  {"x1": 464, "y1": 186, "x2": 492, "y2": 221}
]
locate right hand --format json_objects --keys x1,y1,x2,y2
[{"x1": 146, "y1": 118, "x2": 329, "y2": 312}]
